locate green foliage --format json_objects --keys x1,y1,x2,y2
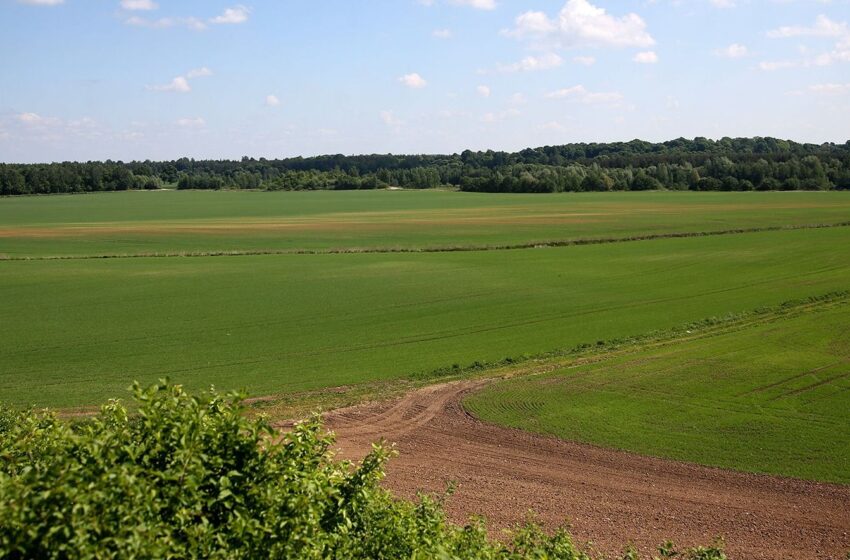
[
  {"x1": 2, "y1": 137, "x2": 850, "y2": 195},
  {"x1": 0, "y1": 381, "x2": 725, "y2": 559}
]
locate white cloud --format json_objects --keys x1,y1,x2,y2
[
  {"x1": 20, "y1": 113, "x2": 53, "y2": 126},
  {"x1": 186, "y1": 67, "x2": 213, "y2": 78},
  {"x1": 432, "y1": 28, "x2": 452, "y2": 39},
  {"x1": 16, "y1": 0, "x2": 64, "y2": 5},
  {"x1": 209, "y1": 5, "x2": 250, "y2": 24},
  {"x1": 765, "y1": 15, "x2": 850, "y2": 67},
  {"x1": 125, "y1": 16, "x2": 207, "y2": 30},
  {"x1": 18, "y1": 113, "x2": 43, "y2": 124},
  {"x1": 265, "y1": 95, "x2": 281, "y2": 107},
  {"x1": 448, "y1": 0, "x2": 496, "y2": 9},
  {"x1": 147, "y1": 68, "x2": 211, "y2": 93},
  {"x1": 399, "y1": 73, "x2": 427, "y2": 88},
  {"x1": 507, "y1": 11, "x2": 557, "y2": 37},
  {"x1": 498, "y1": 52, "x2": 563, "y2": 72},
  {"x1": 573, "y1": 55, "x2": 596, "y2": 65},
  {"x1": 808, "y1": 83, "x2": 850, "y2": 94},
  {"x1": 148, "y1": 76, "x2": 191, "y2": 93},
  {"x1": 477, "y1": 85, "x2": 491, "y2": 97},
  {"x1": 176, "y1": 117, "x2": 206, "y2": 128},
  {"x1": 767, "y1": 15, "x2": 847, "y2": 38},
  {"x1": 633, "y1": 51, "x2": 658, "y2": 63},
  {"x1": 714, "y1": 43, "x2": 749, "y2": 58},
  {"x1": 545, "y1": 85, "x2": 624, "y2": 104},
  {"x1": 120, "y1": 0, "x2": 158, "y2": 10},
  {"x1": 505, "y1": 0, "x2": 655, "y2": 49}
]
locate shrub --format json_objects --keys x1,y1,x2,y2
[{"x1": 0, "y1": 382, "x2": 726, "y2": 559}]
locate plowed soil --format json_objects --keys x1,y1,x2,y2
[{"x1": 322, "y1": 381, "x2": 850, "y2": 559}]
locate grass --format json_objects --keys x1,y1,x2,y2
[
  {"x1": 2, "y1": 189, "x2": 850, "y2": 483},
  {"x1": 2, "y1": 225, "x2": 850, "y2": 408},
  {"x1": 3, "y1": 190, "x2": 850, "y2": 258},
  {"x1": 465, "y1": 299, "x2": 850, "y2": 484}
]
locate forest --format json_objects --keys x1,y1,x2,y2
[{"x1": 2, "y1": 137, "x2": 849, "y2": 195}]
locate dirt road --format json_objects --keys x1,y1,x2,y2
[{"x1": 322, "y1": 380, "x2": 850, "y2": 559}]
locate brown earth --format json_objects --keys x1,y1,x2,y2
[{"x1": 320, "y1": 380, "x2": 850, "y2": 560}]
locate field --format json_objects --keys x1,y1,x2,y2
[
  {"x1": 466, "y1": 299, "x2": 850, "y2": 483},
  {"x1": 1, "y1": 190, "x2": 850, "y2": 479},
  {"x1": 2, "y1": 190, "x2": 850, "y2": 258}
]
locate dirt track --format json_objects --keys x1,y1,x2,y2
[{"x1": 322, "y1": 380, "x2": 850, "y2": 559}]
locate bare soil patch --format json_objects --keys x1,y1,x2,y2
[{"x1": 319, "y1": 380, "x2": 850, "y2": 560}]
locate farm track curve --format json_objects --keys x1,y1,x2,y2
[{"x1": 318, "y1": 380, "x2": 850, "y2": 560}]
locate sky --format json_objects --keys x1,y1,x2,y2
[{"x1": 0, "y1": 0, "x2": 849, "y2": 162}]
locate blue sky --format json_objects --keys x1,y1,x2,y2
[{"x1": 1, "y1": 0, "x2": 849, "y2": 162}]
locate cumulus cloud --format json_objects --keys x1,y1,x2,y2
[
  {"x1": 505, "y1": 0, "x2": 655, "y2": 49},
  {"x1": 209, "y1": 5, "x2": 250, "y2": 25},
  {"x1": 120, "y1": 0, "x2": 158, "y2": 10},
  {"x1": 11, "y1": 112, "x2": 104, "y2": 142},
  {"x1": 399, "y1": 73, "x2": 427, "y2": 88},
  {"x1": 124, "y1": 4, "x2": 249, "y2": 30},
  {"x1": 767, "y1": 14, "x2": 847, "y2": 38},
  {"x1": 498, "y1": 52, "x2": 563, "y2": 72},
  {"x1": 148, "y1": 76, "x2": 191, "y2": 93},
  {"x1": 476, "y1": 85, "x2": 491, "y2": 97},
  {"x1": 545, "y1": 85, "x2": 624, "y2": 104},
  {"x1": 714, "y1": 43, "x2": 749, "y2": 58},
  {"x1": 432, "y1": 28, "x2": 452, "y2": 39},
  {"x1": 765, "y1": 15, "x2": 850, "y2": 67},
  {"x1": 573, "y1": 55, "x2": 596, "y2": 66},
  {"x1": 633, "y1": 51, "x2": 658, "y2": 63},
  {"x1": 16, "y1": 0, "x2": 64, "y2": 5},
  {"x1": 265, "y1": 94, "x2": 281, "y2": 107},
  {"x1": 147, "y1": 68, "x2": 211, "y2": 93}
]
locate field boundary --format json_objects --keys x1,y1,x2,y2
[{"x1": 3, "y1": 220, "x2": 850, "y2": 261}]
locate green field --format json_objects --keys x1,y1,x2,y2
[
  {"x1": 2, "y1": 190, "x2": 850, "y2": 482},
  {"x1": 2, "y1": 190, "x2": 850, "y2": 258},
  {"x1": 466, "y1": 301, "x2": 850, "y2": 483}
]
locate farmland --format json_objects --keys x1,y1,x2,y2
[
  {"x1": 0, "y1": 190, "x2": 849, "y2": 452},
  {"x1": 0, "y1": 191, "x2": 848, "y2": 408},
  {"x1": 466, "y1": 298, "x2": 850, "y2": 483},
  {"x1": 2, "y1": 190, "x2": 850, "y2": 258}
]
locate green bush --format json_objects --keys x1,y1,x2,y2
[{"x1": 0, "y1": 382, "x2": 725, "y2": 559}]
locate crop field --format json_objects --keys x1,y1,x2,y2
[
  {"x1": 2, "y1": 190, "x2": 850, "y2": 258},
  {"x1": 466, "y1": 299, "x2": 850, "y2": 483},
  {"x1": 0, "y1": 191, "x2": 849, "y2": 414}
]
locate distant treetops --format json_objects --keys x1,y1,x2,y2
[{"x1": 2, "y1": 137, "x2": 849, "y2": 195}]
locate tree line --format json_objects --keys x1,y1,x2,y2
[{"x1": 2, "y1": 137, "x2": 849, "y2": 195}]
